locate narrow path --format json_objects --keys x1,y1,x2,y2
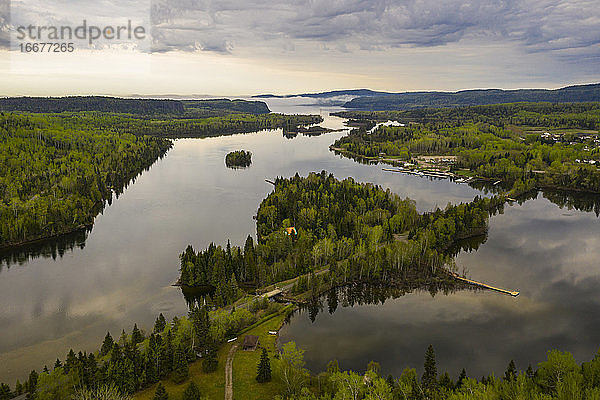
[{"x1": 225, "y1": 344, "x2": 238, "y2": 400}]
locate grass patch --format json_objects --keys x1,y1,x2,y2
[{"x1": 231, "y1": 311, "x2": 287, "y2": 400}]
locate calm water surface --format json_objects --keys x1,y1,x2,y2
[{"x1": 0, "y1": 99, "x2": 598, "y2": 383}]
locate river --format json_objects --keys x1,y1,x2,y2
[{"x1": 0, "y1": 98, "x2": 598, "y2": 383}]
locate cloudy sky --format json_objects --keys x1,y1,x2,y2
[{"x1": 0, "y1": 0, "x2": 599, "y2": 96}]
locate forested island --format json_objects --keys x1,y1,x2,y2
[
  {"x1": 225, "y1": 150, "x2": 252, "y2": 168},
  {"x1": 332, "y1": 102, "x2": 600, "y2": 194},
  {"x1": 178, "y1": 172, "x2": 496, "y2": 306}
]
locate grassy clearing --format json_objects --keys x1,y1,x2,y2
[{"x1": 231, "y1": 312, "x2": 287, "y2": 400}]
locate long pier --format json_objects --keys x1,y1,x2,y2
[
  {"x1": 265, "y1": 179, "x2": 275, "y2": 186},
  {"x1": 452, "y1": 273, "x2": 520, "y2": 297}
]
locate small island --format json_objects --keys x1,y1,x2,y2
[{"x1": 225, "y1": 150, "x2": 252, "y2": 168}]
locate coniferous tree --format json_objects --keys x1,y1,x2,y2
[
  {"x1": 153, "y1": 382, "x2": 168, "y2": 400},
  {"x1": 0, "y1": 383, "x2": 12, "y2": 400},
  {"x1": 27, "y1": 370, "x2": 38, "y2": 398},
  {"x1": 526, "y1": 364, "x2": 535, "y2": 380},
  {"x1": 132, "y1": 324, "x2": 144, "y2": 344},
  {"x1": 154, "y1": 313, "x2": 167, "y2": 333},
  {"x1": 504, "y1": 360, "x2": 517, "y2": 381},
  {"x1": 101, "y1": 332, "x2": 115, "y2": 356},
  {"x1": 181, "y1": 381, "x2": 201, "y2": 400},
  {"x1": 422, "y1": 345, "x2": 437, "y2": 391},
  {"x1": 171, "y1": 345, "x2": 189, "y2": 383},
  {"x1": 456, "y1": 368, "x2": 467, "y2": 389},
  {"x1": 54, "y1": 358, "x2": 62, "y2": 370},
  {"x1": 202, "y1": 340, "x2": 218, "y2": 373},
  {"x1": 256, "y1": 348, "x2": 272, "y2": 383}
]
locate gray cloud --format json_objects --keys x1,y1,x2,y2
[{"x1": 149, "y1": 0, "x2": 600, "y2": 57}]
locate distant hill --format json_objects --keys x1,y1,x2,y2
[
  {"x1": 343, "y1": 83, "x2": 600, "y2": 110},
  {"x1": 0, "y1": 96, "x2": 185, "y2": 114},
  {"x1": 253, "y1": 89, "x2": 394, "y2": 99}
]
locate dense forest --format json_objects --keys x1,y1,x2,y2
[
  {"x1": 0, "y1": 97, "x2": 272, "y2": 116},
  {"x1": 34, "y1": 112, "x2": 322, "y2": 139},
  {"x1": 343, "y1": 83, "x2": 600, "y2": 110},
  {"x1": 225, "y1": 150, "x2": 252, "y2": 168},
  {"x1": 178, "y1": 172, "x2": 498, "y2": 307},
  {"x1": 332, "y1": 103, "x2": 600, "y2": 193},
  {"x1": 0, "y1": 97, "x2": 185, "y2": 114},
  {"x1": 0, "y1": 113, "x2": 171, "y2": 248}
]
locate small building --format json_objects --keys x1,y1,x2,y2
[
  {"x1": 285, "y1": 227, "x2": 297, "y2": 235},
  {"x1": 243, "y1": 335, "x2": 259, "y2": 351}
]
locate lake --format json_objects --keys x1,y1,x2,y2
[{"x1": 0, "y1": 98, "x2": 598, "y2": 384}]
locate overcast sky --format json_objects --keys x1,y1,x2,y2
[{"x1": 0, "y1": 0, "x2": 598, "y2": 96}]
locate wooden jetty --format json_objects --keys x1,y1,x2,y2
[
  {"x1": 265, "y1": 179, "x2": 276, "y2": 186},
  {"x1": 452, "y1": 273, "x2": 520, "y2": 297}
]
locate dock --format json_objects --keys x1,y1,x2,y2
[
  {"x1": 265, "y1": 179, "x2": 275, "y2": 186},
  {"x1": 452, "y1": 273, "x2": 519, "y2": 297}
]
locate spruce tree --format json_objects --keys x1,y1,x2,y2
[
  {"x1": 456, "y1": 368, "x2": 467, "y2": 389},
  {"x1": 504, "y1": 360, "x2": 517, "y2": 381},
  {"x1": 154, "y1": 313, "x2": 167, "y2": 334},
  {"x1": 100, "y1": 332, "x2": 114, "y2": 356},
  {"x1": 182, "y1": 381, "x2": 201, "y2": 400},
  {"x1": 256, "y1": 348, "x2": 272, "y2": 383},
  {"x1": 27, "y1": 370, "x2": 38, "y2": 397},
  {"x1": 132, "y1": 323, "x2": 144, "y2": 344},
  {"x1": 526, "y1": 364, "x2": 535, "y2": 380},
  {"x1": 202, "y1": 340, "x2": 218, "y2": 373},
  {"x1": 153, "y1": 382, "x2": 168, "y2": 400},
  {"x1": 171, "y1": 345, "x2": 189, "y2": 383},
  {"x1": 54, "y1": 358, "x2": 62, "y2": 370},
  {"x1": 422, "y1": 345, "x2": 437, "y2": 390}
]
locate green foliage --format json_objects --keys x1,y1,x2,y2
[
  {"x1": 0, "y1": 112, "x2": 171, "y2": 247},
  {"x1": 422, "y1": 345, "x2": 437, "y2": 391},
  {"x1": 180, "y1": 172, "x2": 494, "y2": 311},
  {"x1": 72, "y1": 384, "x2": 132, "y2": 400},
  {"x1": 152, "y1": 382, "x2": 168, "y2": 400},
  {"x1": 201, "y1": 340, "x2": 218, "y2": 373},
  {"x1": 154, "y1": 314, "x2": 167, "y2": 334},
  {"x1": 333, "y1": 103, "x2": 600, "y2": 193},
  {"x1": 276, "y1": 341, "x2": 308, "y2": 397},
  {"x1": 225, "y1": 150, "x2": 252, "y2": 168},
  {"x1": 256, "y1": 348, "x2": 272, "y2": 383},
  {"x1": 171, "y1": 345, "x2": 189, "y2": 384},
  {"x1": 181, "y1": 381, "x2": 201, "y2": 400}
]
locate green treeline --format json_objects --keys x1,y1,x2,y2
[
  {"x1": 332, "y1": 103, "x2": 600, "y2": 193},
  {"x1": 225, "y1": 150, "x2": 252, "y2": 168},
  {"x1": 342, "y1": 83, "x2": 600, "y2": 110},
  {"x1": 0, "y1": 97, "x2": 272, "y2": 116},
  {"x1": 179, "y1": 172, "x2": 496, "y2": 306},
  {"x1": 0, "y1": 113, "x2": 171, "y2": 248},
  {"x1": 35, "y1": 112, "x2": 322, "y2": 138},
  {"x1": 0, "y1": 96, "x2": 185, "y2": 114},
  {"x1": 269, "y1": 343, "x2": 600, "y2": 400}
]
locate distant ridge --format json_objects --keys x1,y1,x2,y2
[
  {"x1": 252, "y1": 89, "x2": 393, "y2": 99},
  {"x1": 342, "y1": 83, "x2": 600, "y2": 110}
]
